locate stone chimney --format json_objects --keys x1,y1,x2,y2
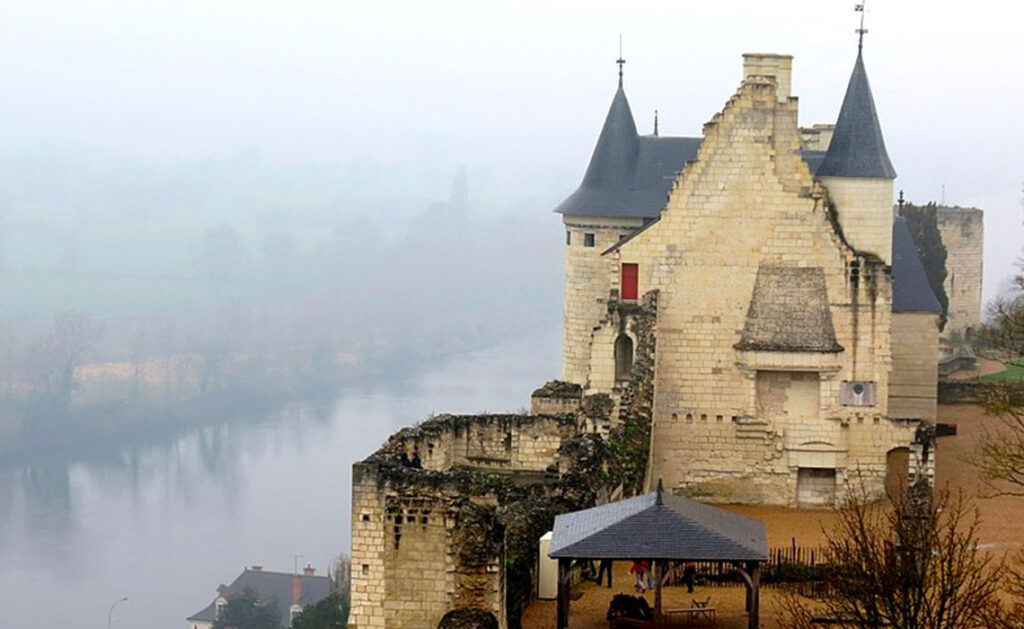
[
  {"x1": 742, "y1": 53, "x2": 793, "y2": 101},
  {"x1": 292, "y1": 574, "x2": 302, "y2": 603},
  {"x1": 303, "y1": 563, "x2": 315, "y2": 577}
]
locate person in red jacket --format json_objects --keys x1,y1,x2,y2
[{"x1": 630, "y1": 560, "x2": 653, "y2": 593}]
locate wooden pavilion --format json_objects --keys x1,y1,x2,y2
[{"x1": 548, "y1": 482, "x2": 768, "y2": 628}]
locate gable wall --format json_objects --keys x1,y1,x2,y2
[{"x1": 611, "y1": 76, "x2": 911, "y2": 503}]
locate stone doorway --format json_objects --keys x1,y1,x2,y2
[
  {"x1": 797, "y1": 468, "x2": 837, "y2": 506},
  {"x1": 885, "y1": 447, "x2": 910, "y2": 498}
]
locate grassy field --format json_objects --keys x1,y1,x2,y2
[{"x1": 978, "y1": 361, "x2": 1024, "y2": 381}]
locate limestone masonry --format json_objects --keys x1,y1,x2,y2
[
  {"x1": 347, "y1": 45, "x2": 975, "y2": 629},
  {"x1": 556, "y1": 49, "x2": 946, "y2": 507},
  {"x1": 936, "y1": 206, "x2": 984, "y2": 337}
]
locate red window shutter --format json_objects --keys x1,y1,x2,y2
[{"x1": 621, "y1": 263, "x2": 638, "y2": 301}]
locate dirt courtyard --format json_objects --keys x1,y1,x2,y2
[{"x1": 521, "y1": 404, "x2": 1024, "y2": 628}]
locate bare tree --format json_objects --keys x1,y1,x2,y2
[
  {"x1": 973, "y1": 184, "x2": 1024, "y2": 496},
  {"x1": 781, "y1": 482, "x2": 1003, "y2": 629},
  {"x1": 973, "y1": 384, "x2": 1024, "y2": 497}
]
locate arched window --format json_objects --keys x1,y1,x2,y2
[{"x1": 615, "y1": 334, "x2": 634, "y2": 381}]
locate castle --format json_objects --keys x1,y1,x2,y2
[
  {"x1": 347, "y1": 43, "x2": 986, "y2": 629},
  {"x1": 556, "y1": 47, "x2": 947, "y2": 505}
]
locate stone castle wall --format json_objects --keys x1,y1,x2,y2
[
  {"x1": 602, "y1": 72, "x2": 913, "y2": 505},
  {"x1": 383, "y1": 414, "x2": 575, "y2": 474},
  {"x1": 561, "y1": 217, "x2": 644, "y2": 385},
  {"x1": 936, "y1": 206, "x2": 984, "y2": 336},
  {"x1": 348, "y1": 413, "x2": 577, "y2": 629}
]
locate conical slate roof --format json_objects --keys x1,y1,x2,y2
[
  {"x1": 581, "y1": 82, "x2": 640, "y2": 189},
  {"x1": 816, "y1": 51, "x2": 896, "y2": 179},
  {"x1": 548, "y1": 488, "x2": 768, "y2": 561},
  {"x1": 553, "y1": 80, "x2": 702, "y2": 219},
  {"x1": 892, "y1": 217, "x2": 942, "y2": 313}
]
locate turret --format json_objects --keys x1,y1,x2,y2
[
  {"x1": 554, "y1": 59, "x2": 699, "y2": 385},
  {"x1": 816, "y1": 50, "x2": 897, "y2": 264}
]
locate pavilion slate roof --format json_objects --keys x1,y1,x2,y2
[
  {"x1": 892, "y1": 217, "x2": 942, "y2": 313},
  {"x1": 816, "y1": 51, "x2": 896, "y2": 179},
  {"x1": 548, "y1": 489, "x2": 767, "y2": 562}
]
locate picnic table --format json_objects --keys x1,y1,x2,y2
[{"x1": 664, "y1": 598, "x2": 716, "y2": 624}]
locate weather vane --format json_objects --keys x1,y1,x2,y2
[
  {"x1": 855, "y1": 3, "x2": 868, "y2": 51},
  {"x1": 617, "y1": 35, "x2": 626, "y2": 85}
]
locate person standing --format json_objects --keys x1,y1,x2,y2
[
  {"x1": 683, "y1": 563, "x2": 697, "y2": 594},
  {"x1": 597, "y1": 559, "x2": 613, "y2": 588},
  {"x1": 630, "y1": 561, "x2": 646, "y2": 593}
]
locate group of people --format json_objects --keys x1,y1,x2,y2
[
  {"x1": 627, "y1": 561, "x2": 698, "y2": 594},
  {"x1": 399, "y1": 450, "x2": 423, "y2": 469}
]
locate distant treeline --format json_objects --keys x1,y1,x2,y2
[{"x1": 0, "y1": 201, "x2": 561, "y2": 463}]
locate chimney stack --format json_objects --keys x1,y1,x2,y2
[
  {"x1": 292, "y1": 574, "x2": 302, "y2": 603},
  {"x1": 303, "y1": 563, "x2": 315, "y2": 577},
  {"x1": 742, "y1": 53, "x2": 793, "y2": 102}
]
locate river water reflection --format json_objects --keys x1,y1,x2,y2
[{"x1": 0, "y1": 327, "x2": 559, "y2": 629}]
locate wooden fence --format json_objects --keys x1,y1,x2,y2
[{"x1": 660, "y1": 540, "x2": 830, "y2": 590}]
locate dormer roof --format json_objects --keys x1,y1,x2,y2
[{"x1": 816, "y1": 51, "x2": 897, "y2": 179}]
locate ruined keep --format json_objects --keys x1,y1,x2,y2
[
  {"x1": 556, "y1": 49, "x2": 942, "y2": 506},
  {"x1": 936, "y1": 206, "x2": 984, "y2": 337}
]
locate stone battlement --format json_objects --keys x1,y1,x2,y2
[{"x1": 369, "y1": 413, "x2": 578, "y2": 475}]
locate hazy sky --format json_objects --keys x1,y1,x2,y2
[{"x1": 0, "y1": 0, "x2": 1020, "y2": 299}]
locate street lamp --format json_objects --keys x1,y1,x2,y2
[{"x1": 107, "y1": 597, "x2": 128, "y2": 629}]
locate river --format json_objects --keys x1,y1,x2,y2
[{"x1": 0, "y1": 326, "x2": 561, "y2": 629}]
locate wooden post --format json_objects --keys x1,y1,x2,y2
[
  {"x1": 747, "y1": 561, "x2": 760, "y2": 629},
  {"x1": 654, "y1": 560, "x2": 665, "y2": 619},
  {"x1": 557, "y1": 558, "x2": 570, "y2": 629}
]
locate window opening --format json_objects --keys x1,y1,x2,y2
[{"x1": 614, "y1": 334, "x2": 634, "y2": 381}]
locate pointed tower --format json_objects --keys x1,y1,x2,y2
[
  {"x1": 817, "y1": 50, "x2": 897, "y2": 264},
  {"x1": 553, "y1": 58, "x2": 701, "y2": 385}
]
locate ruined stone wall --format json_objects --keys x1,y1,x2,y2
[
  {"x1": 889, "y1": 312, "x2": 940, "y2": 422},
  {"x1": 530, "y1": 381, "x2": 582, "y2": 416},
  {"x1": 382, "y1": 414, "x2": 576, "y2": 474},
  {"x1": 562, "y1": 217, "x2": 644, "y2": 385},
  {"x1": 936, "y1": 206, "x2": 984, "y2": 336},
  {"x1": 603, "y1": 73, "x2": 911, "y2": 506},
  {"x1": 350, "y1": 464, "x2": 504, "y2": 629},
  {"x1": 349, "y1": 413, "x2": 578, "y2": 629}
]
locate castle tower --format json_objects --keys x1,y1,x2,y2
[
  {"x1": 554, "y1": 63, "x2": 700, "y2": 386},
  {"x1": 816, "y1": 49, "x2": 897, "y2": 264}
]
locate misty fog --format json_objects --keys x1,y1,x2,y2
[{"x1": 0, "y1": 1, "x2": 1021, "y2": 628}]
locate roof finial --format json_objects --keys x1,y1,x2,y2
[
  {"x1": 897, "y1": 189, "x2": 905, "y2": 216},
  {"x1": 653, "y1": 109, "x2": 659, "y2": 136},
  {"x1": 855, "y1": 2, "x2": 868, "y2": 52},
  {"x1": 656, "y1": 478, "x2": 664, "y2": 505},
  {"x1": 616, "y1": 34, "x2": 626, "y2": 86}
]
